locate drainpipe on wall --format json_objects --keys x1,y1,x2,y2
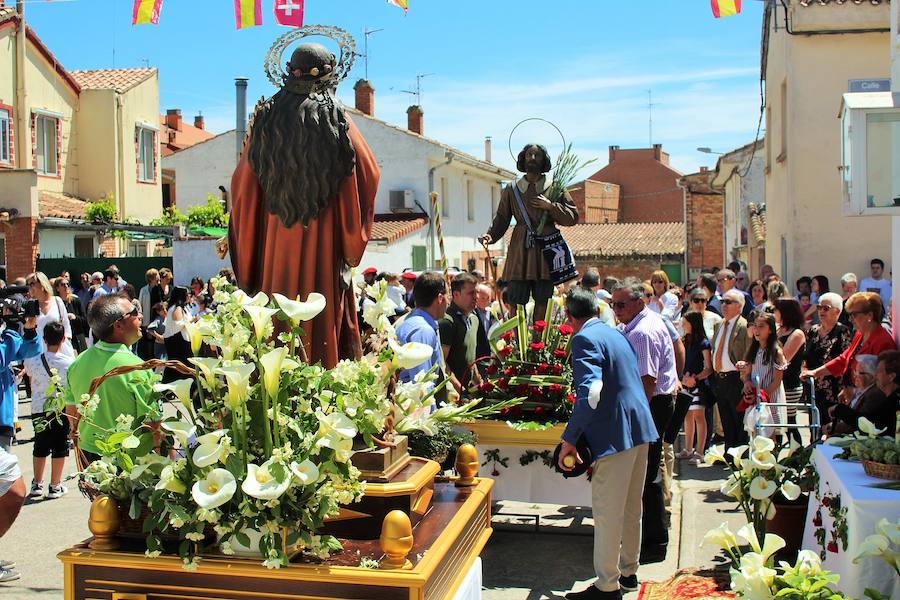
[
  {"x1": 427, "y1": 151, "x2": 454, "y2": 269},
  {"x1": 235, "y1": 78, "x2": 248, "y2": 163},
  {"x1": 115, "y1": 93, "x2": 126, "y2": 255},
  {"x1": 14, "y1": 1, "x2": 28, "y2": 169},
  {"x1": 676, "y1": 177, "x2": 689, "y2": 283}
]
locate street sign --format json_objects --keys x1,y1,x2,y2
[{"x1": 848, "y1": 79, "x2": 891, "y2": 93}]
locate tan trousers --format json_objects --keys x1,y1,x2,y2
[
  {"x1": 661, "y1": 442, "x2": 674, "y2": 507},
  {"x1": 590, "y1": 443, "x2": 649, "y2": 592}
]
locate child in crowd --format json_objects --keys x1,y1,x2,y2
[
  {"x1": 146, "y1": 303, "x2": 168, "y2": 361},
  {"x1": 23, "y1": 321, "x2": 74, "y2": 499},
  {"x1": 738, "y1": 311, "x2": 787, "y2": 441}
]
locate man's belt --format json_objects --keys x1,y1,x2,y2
[{"x1": 715, "y1": 371, "x2": 739, "y2": 379}]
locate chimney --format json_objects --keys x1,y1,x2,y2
[
  {"x1": 609, "y1": 145, "x2": 619, "y2": 162},
  {"x1": 700, "y1": 166, "x2": 708, "y2": 173},
  {"x1": 235, "y1": 77, "x2": 248, "y2": 162},
  {"x1": 653, "y1": 143, "x2": 662, "y2": 161},
  {"x1": 484, "y1": 136, "x2": 492, "y2": 163},
  {"x1": 354, "y1": 79, "x2": 375, "y2": 116},
  {"x1": 194, "y1": 113, "x2": 205, "y2": 130},
  {"x1": 165, "y1": 109, "x2": 182, "y2": 131},
  {"x1": 407, "y1": 105, "x2": 423, "y2": 135}
]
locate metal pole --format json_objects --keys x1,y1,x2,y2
[{"x1": 235, "y1": 77, "x2": 248, "y2": 162}]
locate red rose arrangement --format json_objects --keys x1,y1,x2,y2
[{"x1": 468, "y1": 303, "x2": 575, "y2": 426}]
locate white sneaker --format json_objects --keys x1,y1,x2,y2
[
  {"x1": 27, "y1": 481, "x2": 43, "y2": 498},
  {"x1": 46, "y1": 484, "x2": 67, "y2": 499},
  {"x1": 0, "y1": 567, "x2": 21, "y2": 583},
  {"x1": 0, "y1": 560, "x2": 14, "y2": 569}
]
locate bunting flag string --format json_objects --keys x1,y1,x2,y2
[
  {"x1": 273, "y1": 0, "x2": 304, "y2": 27},
  {"x1": 234, "y1": 0, "x2": 263, "y2": 29},
  {"x1": 711, "y1": 0, "x2": 741, "y2": 18},
  {"x1": 132, "y1": 0, "x2": 163, "y2": 25},
  {"x1": 386, "y1": 0, "x2": 408, "y2": 13}
]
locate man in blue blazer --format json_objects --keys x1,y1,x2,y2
[{"x1": 558, "y1": 287, "x2": 658, "y2": 600}]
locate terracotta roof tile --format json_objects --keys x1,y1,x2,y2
[
  {"x1": 749, "y1": 203, "x2": 766, "y2": 244},
  {"x1": 370, "y1": 215, "x2": 428, "y2": 244},
  {"x1": 39, "y1": 191, "x2": 88, "y2": 219},
  {"x1": 505, "y1": 221, "x2": 684, "y2": 258},
  {"x1": 69, "y1": 68, "x2": 156, "y2": 93}
]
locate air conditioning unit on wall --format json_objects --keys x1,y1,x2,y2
[{"x1": 390, "y1": 190, "x2": 415, "y2": 212}]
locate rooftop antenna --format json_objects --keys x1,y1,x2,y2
[
  {"x1": 647, "y1": 89, "x2": 659, "y2": 146},
  {"x1": 140, "y1": 58, "x2": 150, "y2": 68},
  {"x1": 401, "y1": 73, "x2": 435, "y2": 106},
  {"x1": 356, "y1": 27, "x2": 384, "y2": 81}
]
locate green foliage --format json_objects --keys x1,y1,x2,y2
[
  {"x1": 406, "y1": 423, "x2": 476, "y2": 464},
  {"x1": 519, "y1": 449, "x2": 553, "y2": 467},
  {"x1": 85, "y1": 193, "x2": 118, "y2": 223},
  {"x1": 150, "y1": 196, "x2": 228, "y2": 229}
]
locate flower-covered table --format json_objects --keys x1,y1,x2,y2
[
  {"x1": 59, "y1": 479, "x2": 492, "y2": 600},
  {"x1": 801, "y1": 445, "x2": 900, "y2": 599}
]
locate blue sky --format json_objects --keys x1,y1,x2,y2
[{"x1": 24, "y1": 0, "x2": 766, "y2": 176}]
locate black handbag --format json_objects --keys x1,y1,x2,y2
[{"x1": 511, "y1": 184, "x2": 579, "y2": 286}]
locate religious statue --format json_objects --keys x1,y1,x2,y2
[
  {"x1": 229, "y1": 28, "x2": 379, "y2": 368},
  {"x1": 479, "y1": 143, "x2": 578, "y2": 321}
]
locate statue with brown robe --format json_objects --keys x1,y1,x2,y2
[{"x1": 229, "y1": 42, "x2": 379, "y2": 368}]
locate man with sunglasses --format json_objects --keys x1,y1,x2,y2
[
  {"x1": 610, "y1": 280, "x2": 678, "y2": 565},
  {"x1": 64, "y1": 295, "x2": 159, "y2": 464},
  {"x1": 710, "y1": 290, "x2": 752, "y2": 450},
  {"x1": 716, "y1": 269, "x2": 753, "y2": 318}
]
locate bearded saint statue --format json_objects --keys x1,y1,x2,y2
[{"x1": 229, "y1": 41, "x2": 379, "y2": 368}]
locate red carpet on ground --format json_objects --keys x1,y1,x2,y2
[{"x1": 637, "y1": 568, "x2": 735, "y2": 600}]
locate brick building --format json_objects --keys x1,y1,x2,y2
[
  {"x1": 578, "y1": 144, "x2": 684, "y2": 223},
  {"x1": 680, "y1": 168, "x2": 725, "y2": 280}
]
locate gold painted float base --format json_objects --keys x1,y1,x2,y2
[
  {"x1": 59, "y1": 479, "x2": 493, "y2": 600},
  {"x1": 462, "y1": 420, "x2": 566, "y2": 447}
]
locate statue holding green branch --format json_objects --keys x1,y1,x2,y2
[{"x1": 479, "y1": 143, "x2": 584, "y2": 322}]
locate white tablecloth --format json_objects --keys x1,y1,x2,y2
[
  {"x1": 476, "y1": 444, "x2": 592, "y2": 505},
  {"x1": 452, "y1": 556, "x2": 482, "y2": 600},
  {"x1": 801, "y1": 445, "x2": 900, "y2": 600}
]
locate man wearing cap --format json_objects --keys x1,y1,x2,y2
[
  {"x1": 400, "y1": 272, "x2": 417, "y2": 308},
  {"x1": 559, "y1": 287, "x2": 656, "y2": 600}
]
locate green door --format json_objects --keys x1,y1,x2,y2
[
  {"x1": 661, "y1": 263, "x2": 683, "y2": 286},
  {"x1": 411, "y1": 246, "x2": 427, "y2": 271}
]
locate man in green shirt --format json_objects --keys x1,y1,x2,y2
[
  {"x1": 439, "y1": 272, "x2": 480, "y2": 396},
  {"x1": 64, "y1": 294, "x2": 159, "y2": 462}
]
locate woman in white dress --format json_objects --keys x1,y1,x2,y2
[{"x1": 26, "y1": 272, "x2": 75, "y2": 357}]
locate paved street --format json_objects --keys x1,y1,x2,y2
[{"x1": 0, "y1": 392, "x2": 745, "y2": 599}]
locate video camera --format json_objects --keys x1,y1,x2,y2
[{"x1": 0, "y1": 285, "x2": 39, "y2": 324}]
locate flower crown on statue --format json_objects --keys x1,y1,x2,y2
[{"x1": 264, "y1": 25, "x2": 355, "y2": 96}]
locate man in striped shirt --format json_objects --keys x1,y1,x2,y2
[{"x1": 611, "y1": 280, "x2": 678, "y2": 565}]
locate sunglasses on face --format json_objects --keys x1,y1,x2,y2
[
  {"x1": 817, "y1": 305, "x2": 836, "y2": 312},
  {"x1": 717, "y1": 277, "x2": 733, "y2": 283},
  {"x1": 115, "y1": 302, "x2": 141, "y2": 323},
  {"x1": 691, "y1": 298, "x2": 707, "y2": 304},
  {"x1": 721, "y1": 299, "x2": 738, "y2": 305},
  {"x1": 611, "y1": 301, "x2": 629, "y2": 309}
]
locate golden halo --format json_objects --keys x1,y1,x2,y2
[{"x1": 264, "y1": 25, "x2": 356, "y2": 90}]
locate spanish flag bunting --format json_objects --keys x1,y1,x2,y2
[
  {"x1": 132, "y1": 0, "x2": 163, "y2": 25},
  {"x1": 234, "y1": 0, "x2": 263, "y2": 29},
  {"x1": 711, "y1": 0, "x2": 741, "y2": 18},
  {"x1": 386, "y1": 0, "x2": 408, "y2": 13}
]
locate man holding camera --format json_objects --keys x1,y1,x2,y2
[{"x1": 0, "y1": 299, "x2": 41, "y2": 451}]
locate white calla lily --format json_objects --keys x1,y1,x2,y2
[
  {"x1": 189, "y1": 357, "x2": 221, "y2": 389},
  {"x1": 182, "y1": 319, "x2": 204, "y2": 354},
  {"x1": 876, "y1": 518, "x2": 900, "y2": 545},
  {"x1": 242, "y1": 460, "x2": 291, "y2": 500},
  {"x1": 701, "y1": 522, "x2": 739, "y2": 551},
  {"x1": 749, "y1": 476, "x2": 777, "y2": 500},
  {"x1": 858, "y1": 416, "x2": 887, "y2": 437},
  {"x1": 720, "y1": 473, "x2": 743, "y2": 499},
  {"x1": 749, "y1": 450, "x2": 777, "y2": 471},
  {"x1": 750, "y1": 436, "x2": 775, "y2": 453},
  {"x1": 248, "y1": 291, "x2": 269, "y2": 306},
  {"x1": 260, "y1": 347, "x2": 288, "y2": 400},
  {"x1": 792, "y1": 550, "x2": 823, "y2": 576},
  {"x1": 273, "y1": 292, "x2": 326, "y2": 325},
  {"x1": 388, "y1": 338, "x2": 433, "y2": 370},
  {"x1": 316, "y1": 410, "x2": 357, "y2": 439},
  {"x1": 780, "y1": 480, "x2": 801, "y2": 501},
  {"x1": 290, "y1": 459, "x2": 320, "y2": 486},
  {"x1": 216, "y1": 363, "x2": 256, "y2": 409},
  {"x1": 737, "y1": 523, "x2": 786, "y2": 561},
  {"x1": 853, "y1": 534, "x2": 890, "y2": 564},
  {"x1": 155, "y1": 464, "x2": 187, "y2": 494},
  {"x1": 155, "y1": 379, "x2": 194, "y2": 414},
  {"x1": 161, "y1": 421, "x2": 196, "y2": 447},
  {"x1": 704, "y1": 444, "x2": 726, "y2": 465},
  {"x1": 777, "y1": 438, "x2": 801, "y2": 462},
  {"x1": 243, "y1": 305, "x2": 278, "y2": 341},
  {"x1": 727, "y1": 444, "x2": 748, "y2": 469},
  {"x1": 192, "y1": 468, "x2": 237, "y2": 509},
  {"x1": 192, "y1": 430, "x2": 229, "y2": 468}
]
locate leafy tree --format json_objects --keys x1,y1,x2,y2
[{"x1": 85, "y1": 193, "x2": 117, "y2": 223}]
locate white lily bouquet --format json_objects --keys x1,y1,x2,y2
[
  {"x1": 704, "y1": 436, "x2": 814, "y2": 549},
  {"x1": 703, "y1": 523, "x2": 848, "y2": 599}
]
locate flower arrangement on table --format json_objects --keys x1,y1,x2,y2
[
  {"x1": 469, "y1": 300, "x2": 575, "y2": 429},
  {"x1": 70, "y1": 277, "x2": 503, "y2": 571},
  {"x1": 703, "y1": 522, "x2": 849, "y2": 599},
  {"x1": 704, "y1": 436, "x2": 813, "y2": 549}
]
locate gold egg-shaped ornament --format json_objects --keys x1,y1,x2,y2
[
  {"x1": 88, "y1": 496, "x2": 120, "y2": 550},
  {"x1": 379, "y1": 510, "x2": 414, "y2": 570},
  {"x1": 455, "y1": 443, "x2": 478, "y2": 487}
]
